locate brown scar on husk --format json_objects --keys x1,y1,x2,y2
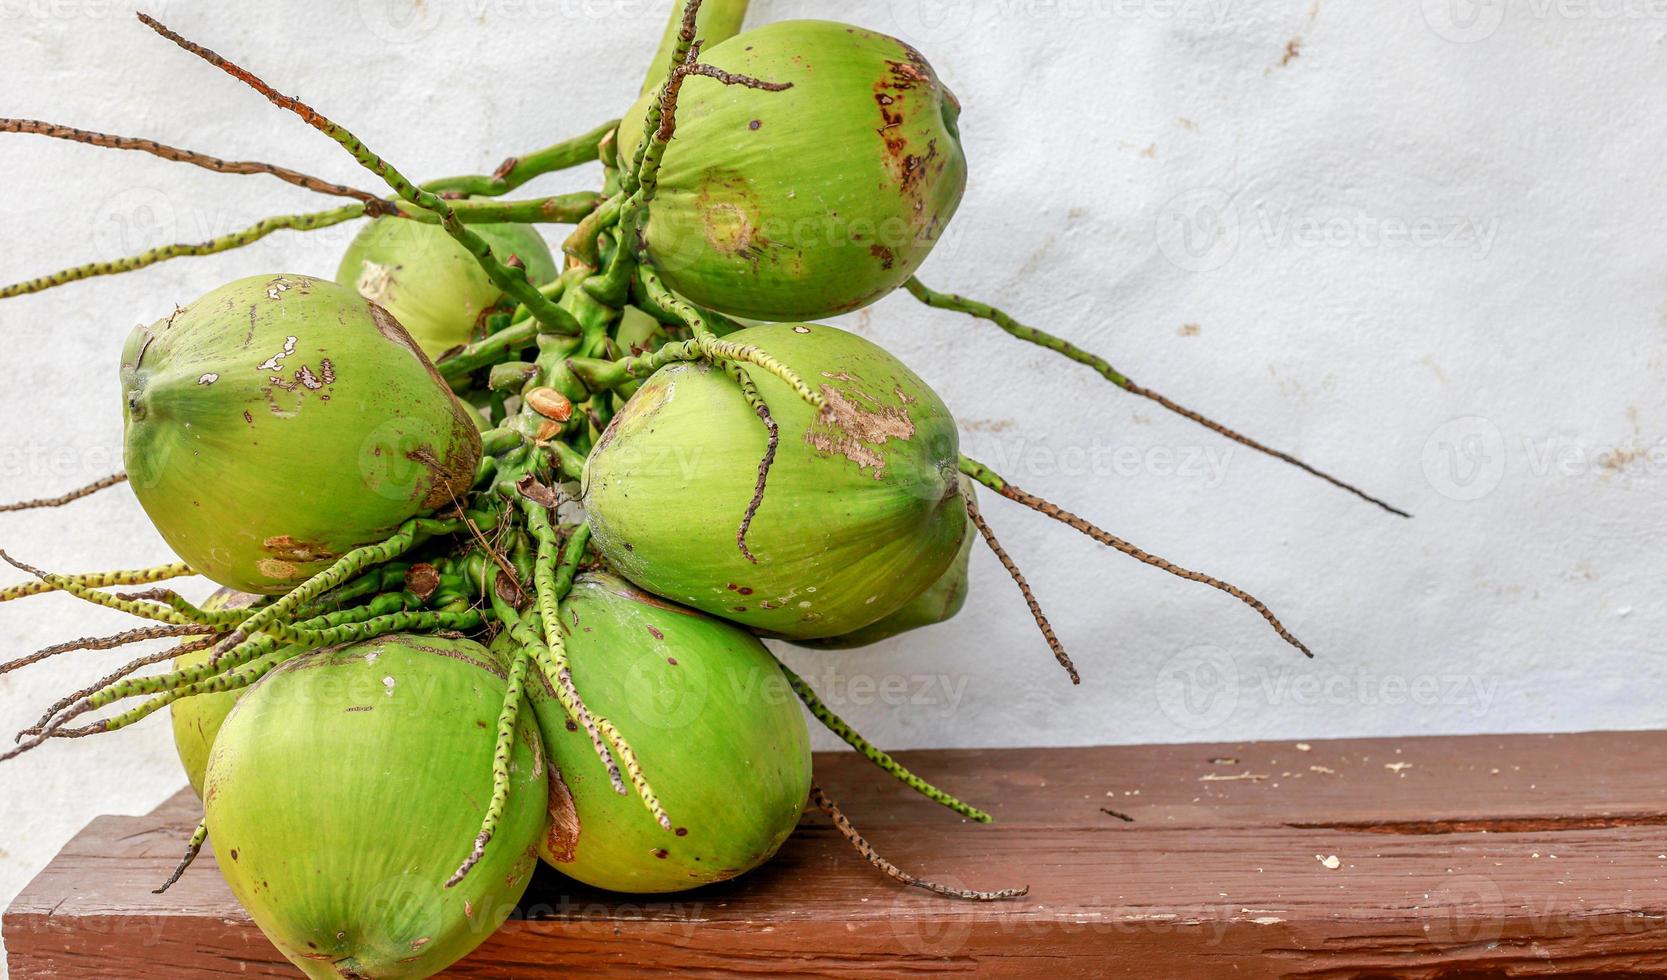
[
  {"x1": 263, "y1": 535, "x2": 336, "y2": 563},
  {"x1": 802, "y1": 383, "x2": 916, "y2": 478},
  {"x1": 550, "y1": 766, "x2": 583, "y2": 860}
]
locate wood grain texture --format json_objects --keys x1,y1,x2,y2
[{"x1": 10, "y1": 732, "x2": 1667, "y2": 978}]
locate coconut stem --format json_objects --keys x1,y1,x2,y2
[
  {"x1": 84, "y1": 593, "x2": 430, "y2": 716},
  {"x1": 446, "y1": 645, "x2": 533, "y2": 888},
  {"x1": 134, "y1": 14, "x2": 584, "y2": 339},
  {"x1": 0, "y1": 625, "x2": 211, "y2": 678},
  {"x1": 424, "y1": 119, "x2": 619, "y2": 197},
  {"x1": 497, "y1": 537, "x2": 617, "y2": 794},
  {"x1": 153, "y1": 819, "x2": 208, "y2": 895},
  {"x1": 0, "y1": 560, "x2": 193, "y2": 604},
  {"x1": 220, "y1": 517, "x2": 456, "y2": 650},
  {"x1": 905, "y1": 278, "x2": 1409, "y2": 518},
  {"x1": 0, "y1": 204, "x2": 365, "y2": 300},
  {"x1": 0, "y1": 551, "x2": 196, "y2": 626},
  {"x1": 727, "y1": 363, "x2": 778, "y2": 565},
  {"x1": 0, "y1": 472, "x2": 128, "y2": 513},
  {"x1": 28, "y1": 635, "x2": 218, "y2": 736},
  {"x1": 40, "y1": 608, "x2": 482, "y2": 747},
  {"x1": 959, "y1": 456, "x2": 1314, "y2": 659},
  {"x1": 623, "y1": 269, "x2": 826, "y2": 411},
  {"x1": 810, "y1": 785, "x2": 1026, "y2": 902},
  {"x1": 495, "y1": 596, "x2": 624, "y2": 798},
  {"x1": 123, "y1": 590, "x2": 254, "y2": 629},
  {"x1": 776, "y1": 662, "x2": 991, "y2": 823},
  {"x1": 0, "y1": 118, "x2": 389, "y2": 209},
  {"x1": 400, "y1": 194, "x2": 602, "y2": 227},
  {"x1": 964, "y1": 491, "x2": 1080, "y2": 685}
]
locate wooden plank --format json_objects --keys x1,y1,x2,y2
[{"x1": 9, "y1": 731, "x2": 1667, "y2": 977}]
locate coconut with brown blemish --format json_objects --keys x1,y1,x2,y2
[
  {"x1": 616, "y1": 20, "x2": 966, "y2": 321},
  {"x1": 583, "y1": 322, "x2": 965, "y2": 639},
  {"x1": 120, "y1": 274, "x2": 481, "y2": 594},
  {"x1": 503, "y1": 572, "x2": 810, "y2": 893}
]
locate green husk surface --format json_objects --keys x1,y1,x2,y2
[
  {"x1": 620, "y1": 19, "x2": 966, "y2": 321},
  {"x1": 121, "y1": 274, "x2": 482, "y2": 594},
  {"x1": 517, "y1": 571, "x2": 810, "y2": 893},
  {"x1": 204, "y1": 634, "x2": 545, "y2": 979},
  {"x1": 584, "y1": 321, "x2": 966, "y2": 639}
]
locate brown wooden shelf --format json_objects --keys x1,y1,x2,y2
[{"x1": 10, "y1": 731, "x2": 1667, "y2": 977}]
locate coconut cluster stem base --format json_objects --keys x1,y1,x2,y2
[{"x1": 12, "y1": 731, "x2": 1667, "y2": 977}]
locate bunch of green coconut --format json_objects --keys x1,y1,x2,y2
[{"x1": 0, "y1": 3, "x2": 1404, "y2": 976}]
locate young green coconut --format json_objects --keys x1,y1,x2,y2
[
  {"x1": 169, "y1": 587, "x2": 260, "y2": 797},
  {"x1": 121, "y1": 273, "x2": 482, "y2": 594},
  {"x1": 582, "y1": 321, "x2": 966, "y2": 640},
  {"x1": 514, "y1": 571, "x2": 811, "y2": 893},
  {"x1": 793, "y1": 478, "x2": 977, "y2": 650},
  {"x1": 337, "y1": 217, "x2": 558, "y2": 361},
  {"x1": 618, "y1": 19, "x2": 967, "y2": 321},
  {"x1": 205, "y1": 633, "x2": 546, "y2": 979}
]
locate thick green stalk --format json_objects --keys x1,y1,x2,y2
[
  {"x1": 400, "y1": 193, "x2": 600, "y2": 226},
  {"x1": 422, "y1": 119, "x2": 619, "y2": 196}
]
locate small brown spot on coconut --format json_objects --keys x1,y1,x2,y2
[
  {"x1": 646, "y1": 625, "x2": 664, "y2": 641},
  {"x1": 667, "y1": 656, "x2": 679, "y2": 666},
  {"x1": 653, "y1": 848, "x2": 670, "y2": 860},
  {"x1": 749, "y1": 119, "x2": 762, "y2": 130}
]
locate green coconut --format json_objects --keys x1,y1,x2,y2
[
  {"x1": 515, "y1": 571, "x2": 810, "y2": 893},
  {"x1": 121, "y1": 274, "x2": 482, "y2": 594},
  {"x1": 619, "y1": 20, "x2": 967, "y2": 321},
  {"x1": 337, "y1": 217, "x2": 558, "y2": 361},
  {"x1": 169, "y1": 588, "x2": 261, "y2": 797},
  {"x1": 204, "y1": 634, "x2": 546, "y2": 979},
  {"x1": 584, "y1": 321, "x2": 965, "y2": 639},
  {"x1": 793, "y1": 476, "x2": 976, "y2": 649}
]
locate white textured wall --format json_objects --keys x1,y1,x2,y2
[{"x1": 3, "y1": 0, "x2": 1665, "y2": 973}]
